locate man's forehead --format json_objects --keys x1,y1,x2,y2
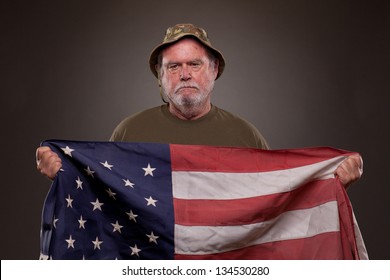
[{"x1": 161, "y1": 38, "x2": 208, "y2": 61}]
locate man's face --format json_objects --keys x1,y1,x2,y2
[{"x1": 159, "y1": 38, "x2": 218, "y2": 118}]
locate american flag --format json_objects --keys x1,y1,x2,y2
[{"x1": 39, "y1": 140, "x2": 368, "y2": 260}]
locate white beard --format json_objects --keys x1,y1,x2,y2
[{"x1": 162, "y1": 79, "x2": 215, "y2": 119}]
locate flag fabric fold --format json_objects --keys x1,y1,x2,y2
[{"x1": 39, "y1": 140, "x2": 368, "y2": 260}]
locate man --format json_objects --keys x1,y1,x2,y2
[{"x1": 36, "y1": 23, "x2": 362, "y2": 187}]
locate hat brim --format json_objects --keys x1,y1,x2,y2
[{"x1": 149, "y1": 34, "x2": 225, "y2": 80}]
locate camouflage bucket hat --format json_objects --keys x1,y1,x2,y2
[{"x1": 149, "y1": 23, "x2": 225, "y2": 80}]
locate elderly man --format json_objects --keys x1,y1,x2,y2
[{"x1": 36, "y1": 23, "x2": 362, "y2": 187}]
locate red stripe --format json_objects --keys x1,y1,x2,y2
[
  {"x1": 174, "y1": 232, "x2": 349, "y2": 259},
  {"x1": 174, "y1": 179, "x2": 336, "y2": 226},
  {"x1": 170, "y1": 144, "x2": 353, "y2": 172}
]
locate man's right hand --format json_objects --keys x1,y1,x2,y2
[{"x1": 36, "y1": 146, "x2": 62, "y2": 180}]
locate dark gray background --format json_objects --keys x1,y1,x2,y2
[{"x1": 1, "y1": 0, "x2": 389, "y2": 259}]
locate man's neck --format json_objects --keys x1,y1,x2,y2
[{"x1": 168, "y1": 102, "x2": 211, "y2": 120}]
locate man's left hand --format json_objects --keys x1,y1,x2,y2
[{"x1": 335, "y1": 154, "x2": 363, "y2": 189}]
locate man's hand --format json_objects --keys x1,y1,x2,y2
[
  {"x1": 335, "y1": 154, "x2": 363, "y2": 189},
  {"x1": 36, "y1": 146, "x2": 62, "y2": 180}
]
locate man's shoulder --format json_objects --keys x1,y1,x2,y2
[
  {"x1": 118, "y1": 105, "x2": 165, "y2": 123},
  {"x1": 210, "y1": 105, "x2": 270, "y2": 149},
  {"x1": 212, "y1": 106, "x2": 256, "y2": 126},
  {"x1": 213, "y1": 106, "x2": 241, "y2": 117}
]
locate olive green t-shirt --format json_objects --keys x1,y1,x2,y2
[{"x1": 110, "y1": 104, "x2": 269, "y2": 149}]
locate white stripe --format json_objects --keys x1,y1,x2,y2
[
  {"x1": 173, "y1": 156, "x2": 346, "y2": 200},
  {"x1": 353, "y1": 213, "x2": 369, "y2": 260},
  {"x1": 175, "y1": 201, "x2": 339, "y2": 255}
]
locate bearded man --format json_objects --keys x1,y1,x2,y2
[{"x1": 36, "y1": 23, "x2": 362, "y2": 188}]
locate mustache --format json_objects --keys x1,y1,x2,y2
[{"x1": 174, "y1": 82, "x2": 199, "y2": 92}]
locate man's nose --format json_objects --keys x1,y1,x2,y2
[{"x1": 180, "y1": 65, "x2": 192, "y2": 81}]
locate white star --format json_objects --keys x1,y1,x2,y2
[
  {"x1": 61, "y1": 146, "x2": 74, "y2": 157},
  {"x1": 78, "y1": 215, "x2": 87, "y2": 229},
  {"x1": 53, "y1": 216, "x2": 59, "y2": 228},
  {"x1": 130, "y1": 244, "x2": 141, "y2": 257},
  {"x1": 111, "y1": 220, "x2": 123, "y2": 234},
  {"x1": 143, "y1": 163, "x2": 156, "y2": 176},
  {"x1": 76, "y1": 176, "x2": 83, "y2": 190},
  {"x1": 65, "y1": 235, "x2": 75, "y2": 249},
  {"x1": 145, "y1": 196, "x2": 158, "y2": 207},
  {"x1": 126, "y1": 210, "x2": 138, "y2": 223},
  {"x1": 92, "y1": 237, "x2": 103, "y2": 250},
  {"x1": 100, "y1": 160, "x2": 113, "y2": 170},
  {"x1": 146, "y1": 231, "x2": 159, "y2": 244},
  {"x1": 84, "y1": 166, "x2": 95, "y2": 178},
  {"x1": 123, "y1": 179, "x2": 135, "y2": 188},
  {"x1": 90, "y1": 198, "x2": 104, "y2": 211},
  {"x1": 65, "y1": 194, "x2": 73, "y2": 208},
  {"x1": 106, "y1": 188, "x2": 116, "y2": 200}
]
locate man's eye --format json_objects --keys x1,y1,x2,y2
[
  {"x1": 191, "y1": 62, "x2": 201, "y2": 68},
  {"x1": 168, "y1": 64, "x2": 179, "y2": 71}
]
